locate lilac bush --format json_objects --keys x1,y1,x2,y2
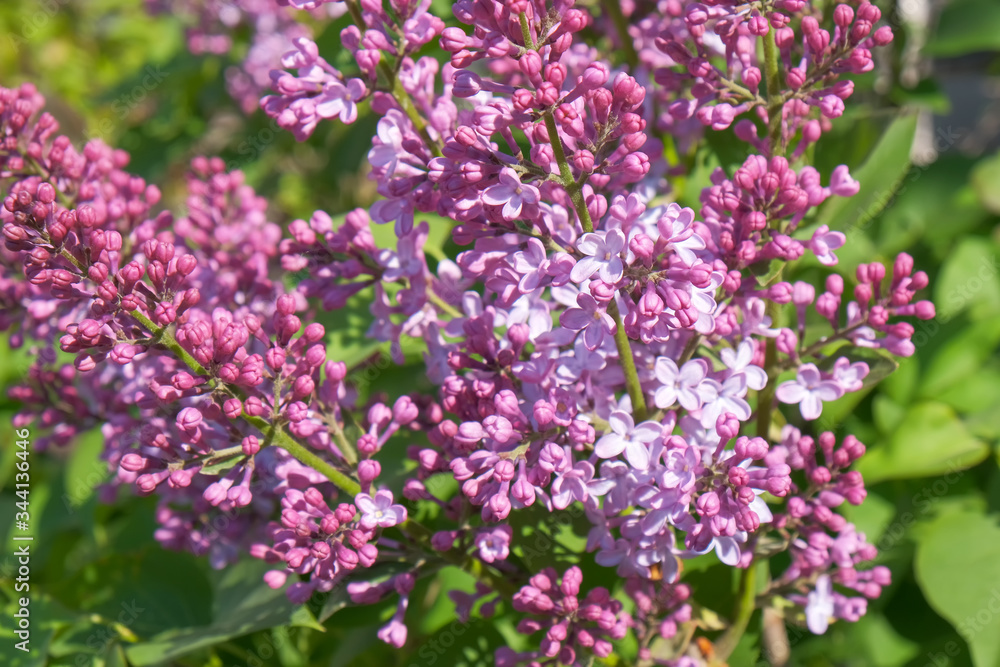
[{"x1": 1, "y1": 0, "x2": 937, "y2": 663}]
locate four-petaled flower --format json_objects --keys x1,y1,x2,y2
[
  {"x1": 560, "y1": 292, "x2": 616, "y2": 350},
  {"x1": 808, "y1": 224, "x2": 847, "y2": 266},
  {"x1": 355, "y1": 490, "x2": 408, "y2": 530},
  {"x1": 570, "y1": 229, "x2": 626, "y2": 284},
  {"x1": 594, "y1": 411, "x2": 663, "y2": 470},
  {"x1": 368, "y1": 114, "x2": 405, "y2": 176},
  {"x1": 775, "y1": 363, "x2": 844, "y2": 420},
  {"x1": 653, "y1": 357, "x2": 711, "y2": 411},
  {"x1": 805, "y1": 575, "x2": 834, "y2": 634},
  {"x1": 475, "y1": 526, "x2": 513, "y2": 563},
  {"x1": 481, "y1": 168, "x2": 541, "y2": 220},
  {"x1": 720, "y1": 340, "x2": 767, "y2": 391},
  {"x1": 317, "y1": 78, "x2": 367, "y2": 124}
]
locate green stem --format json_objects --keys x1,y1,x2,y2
[
  {"x1": 608, "y1": 300, "x2": 648, "y2": 421},
  {"x1": 389, "y1": 75, "x2": 442, "y2": 158},
  {"x1": 427, "y1": 287, "x2": 463, "y2": 318},
  {"x1": 542, "y1": 113, "x2": 582, "y2": 209},
  {"x1": 762, "y1": 28, "x2": 783, "y2": 153},
  {"x1": 677, "y1": 333, "x2": 702, "y2": 365},
  {"x1": 129, "y1": 309, "x2": 362, "y2": 496},
  {"x1": 755, "y1": 296, "x2": 782, "y2": 440},
  {"x1": 519, "y1": 11, "x2": 536, "y2": 50},
  {"x1": 713, "y1": 559, "x2": 760, "y2": 661},
  {"x1": 600, "y1": 0, "x2": 638, "y2": 69},
  {"x1": 344, "y1": 0, "x2": 441, "y2": 158},
  {"x1": 543, "y1": 101, "x2": 649, "y2": 421}
]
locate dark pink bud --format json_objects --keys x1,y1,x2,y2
[
  {"x1": 121, "y1": 453, "x2": 147, "y2": 472},
  {"x1": 358, "y1": 459, "x2": 381, "y2": 483},
  {"x1": 276, "y1": 294, "x2": 296, "y2": 316},
  {"x1": 872, "y1": 26, "x2": 893, "y2": 46}
]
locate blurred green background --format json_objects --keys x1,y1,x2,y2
[{"x1": 1, "y1": 0, "x2": 999, "y2": 665}]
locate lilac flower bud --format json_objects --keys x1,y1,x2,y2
[
  {"x1": 121, "y1": 453, "x2": 147, "y2": 472},
  {"x1": 336, "y1": 544, "x2": 359, "y2": 570},
  {"x1": 244, "y1": 396, "x2": 265, "y2": 416},
  {"x1": 392, "y1": 396, "x2": 419, "y2": 425},
  {"x1": 264, "y1": 571, "x2": 287, "y2": 589},
  {"x1": 483, "y1": 415, "x2": 515, "y2": 444},
  {"x1": 735, "y1": 436, "x2": 769, "y2": 461},
  {"x1": 716, "y1": 413, "x2": 741, "y2": 441},
  {"x1": 368, "y1": 403, "x2": 392, "y2": 430},
  {"x1": 358, "y1": 543, "x2": 378, "y2": 567},
  {"x1": 320, "y1": 515, "x2": 339, "y2": 534},
  {"x1": 242, "y1": 435, "x2": 260, "y2": 456},
  {"x1": 204, "y1": 480, "x2": 232, "y2": 506},
  {"x1": 176, "y1": 407, "x2": 203, "y2": 432},
  {"x1": 696, "y1": 491, "x2": 720, "y2": 517},
  {"x1": 432, "y1": 530, "x2": 458, "y2": 551},
  {"x1": 776, "y1": 329, "x2": 798, "y2": 355},
  {"x1": 512, "y1": 474, "x2": 536, "y2": 505},
  {"x1": 291, "y1": 375, "x2": 315, "y2": 399},
  {"x1": 358, "y1": 460, "x2": 382, "y2": 484},
  {"x1": 872, "y1": 26, "x2": 894, "y2": 46},
  {"x1": 228, "y1": 484, "x2": 252, "y2": 507},
  {"x1": 792, "y1": 282, "x2": 816, "y2": 306}
]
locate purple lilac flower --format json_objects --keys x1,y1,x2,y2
[{"x1": 776, "y1": 363, "x2": 844, "y2": 420}]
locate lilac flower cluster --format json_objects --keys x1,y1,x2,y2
[
  {"x1": 4, "y1": 0, "x2": 937, "y2": 662},
  {"x1": 146, "y1": 0, "x2": 343, "y2": 113}
]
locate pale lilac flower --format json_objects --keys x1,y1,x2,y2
[
  {"x1": 700, "y1": 374, "x2": 752, "y2": 428},
  {"x1": 806, "y1": 575, "x2": 834, "y2": 634},
  {"x1": 511, "y1": 238, "x2": 550, "y2": 293},
  {"x1": 551, "y1": 459, "x2": 612, "y2": 509},
  {"x1": 653, "y1": 357, "x2": 711, "y2": 411},
  {"x1": 776, "y1": 363, "x2": 844, "y2": 420},
  {"x1": 560, "y1": 293, "x2": 616, "y2": 350},
  {"x1": 355, "y1": 489, "x2": 408, "y2": 529},
  {"x1": 481, "y1": 168, "x2": 541, "y2": 220},
  {"x1": 808, "y1": 225, "x2": 847, "y2": 266},
  {"x1": 655, "y1": 203, "x2": 706, "y2": 266},
  {"x1": 720, "y1": 341, "x2": 767, "y2": 391},
  {"x1": 570, "y1": 229, "x2": 627, "y2": 284},
  {"x1": 317, "y1": 78, "x2": 367, "y2": 123},
  {"x1": 368, "y1": 114, "x2": 405, "y2": 176},
  {"x1": 828, "y1": 165, "x2": 860, "y2": 197},
  {"x1": 378, "y1": 616, "x2": 408, "y2": 648},
  {"x1": 594, "y1": 411, "x2": 662, "y2": 470},
  {"x1": 831, "y1": 357, "x2": 869, "y2": 393},
  {"x1": 475, "y1": 526, "x2": 512, "y2": 563}
]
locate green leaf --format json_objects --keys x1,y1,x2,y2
[
  {"x1": 925, "y1": 0, "x2": 1000, "y2": 56},
  {"x1": 920, "y1": 317, "x2": 1000, "y2": 397},
  {"x1": 872, "y1": 394, "x2": 905, "y2": 435},
  {"x1": 809, "y1": 115, "x2": 917, "y2": 235},
  {"x1": 848, "y1": 614, "x2": 921, "y2": 667},
  {"x1": 427, "y1": 619, "x2": 508, "y2": 667},
  {"x1": 62, "y1": 428, "x2": 109, "y2": 511},
  {"x1": 933, "y1": 238, "x2": 1000, "y2": 321},
  {"x1": 915, "y1": 506, "x2": 1000, "y2": 667},
  {"x1": 58, "y1": 548, "x2": 212, "y2": 638},
  {"x1": 890, "y1": 78, "x2": 951, "y2": 115},
  {"x1": 124, "y1": 557, "x2": 314, "y2": 665},
  {"x1": 971, "y1": 150, "x2": 1000, "y2": 215},
  {"x1": 937, "y1": 367, "x2": 1000, "y2": 416},
  {"x1": 857, "y1": 401, "x2": 989, "y2": 484},
  {"x1": 749, "y1": 259, "x2": 784, "y2": 287},
  {"x1": 198, "y1": 454, "x2": 244, "y2": 476}
]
